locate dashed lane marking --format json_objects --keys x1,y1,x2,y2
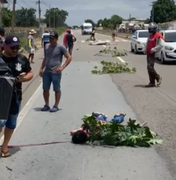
[{"x1": 117, "y1": 57, "x2": 126, "y2": 63}]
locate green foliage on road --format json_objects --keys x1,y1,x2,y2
[
  {"x1": 98, "y1": 47, "x2": 127, "y2": 57},
  {"x1": 91, "y1": 61, "x2": 136, "y2": 74},
  {"x1": 82, "y1": 114, "x2": 163, "y2": 147},
  {"x1": 150, "y1": 0, "x2": 176, "y2": 23}
]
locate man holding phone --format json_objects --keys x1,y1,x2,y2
[{"x1": 0, "y1": 35, "x2": 33, "y2": 157}]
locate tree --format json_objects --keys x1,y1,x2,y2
[
  {"x1": 144, "y1": 18, "x2": 150, "y2": 24},
  {"x1": 97, "y1": 19, "x2": 103, "y2": 26},
  {"x1": 2, "y1": 7, "x2": 12, "y2": 27},
  {"x1": 109, "y1": 15, "x2": 123, "y2": 28},
  {"x1": 97, "y1": 15, "x2": 123, "y2": 28},
  {"x1": 15, "y1": 8, "x2": 37, "y2": 27},
  {"x1": 150, "y1": 0, "x2": 176, "y2": 23},
  {"x1": 44, "y1": 8, "x2": 68, "y2": 27},
  {"x1": 84, "y1": 19, "x2": 96, "y2": 27}
]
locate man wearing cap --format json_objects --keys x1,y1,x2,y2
[
  {"x1": 28, "y1": 29, "x2": 36, "y2": 63},
  {"x1": 63, "y1": 29, "x2": 76, "y2": 55},
  {"x1": 0, "y1": 35, "x2": 33, "y2": 157},
  {"x1": 0, "y1": 27, "x2": 5, "y2": 52},
  {"x1": 39, "y1": 31, "x2": 72, "y2": 112}
]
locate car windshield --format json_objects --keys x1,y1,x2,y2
[
  {"x1": 84, "y1": 26, "x2": 92, "y2": 29},
  {"x1": 138, "y1": 31, "x2": 149, "y2": 38},
  {"x1": 164, "y1": 32, "x2": 176, "y2": 42}
]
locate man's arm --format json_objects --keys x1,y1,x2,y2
[
  {"x1": 151, "y1": 34, "x2": 165, "y2": 53},
  {"x1": 55, "y1": 46, "x2": 72, "y2": 72},
  {"x1": 18, "y1": 56, "x2": 33, "y2": 82},
  {"x1": 39, "y1": 58, "x2": 45, "y2": 77},
  {"x1": 62, "y1": 53, "x2": 72, "y2": 69}
]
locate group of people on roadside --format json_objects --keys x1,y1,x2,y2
[{"x1": 0, "y1": 27, "x2": 73, "y2": 157}]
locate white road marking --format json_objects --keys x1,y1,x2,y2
[
  {"x1": 102, "y1": 45, "x2": 106, "y2": 48},
  {"x1": 81, "y1": 40, "x2": 85, "y2": 43},
  {"x1": 117, "y1": 57, "x2": 126, "y2": 63},
  {"x1": 121, "y1": 39, "x2": 128, "y2": 42},
  {"x1": 115, "y1": 39, "x2": 120, "y2": 42},
  {"x1": 0, "y1": 83, "x2": 42, "y2": 144}
]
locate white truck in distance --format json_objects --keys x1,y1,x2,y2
[{"x1": 81, "y1": 23, "x2": 93, "y2": 35}]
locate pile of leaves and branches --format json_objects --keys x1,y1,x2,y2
[
  {"x1": 95, "y1": 47, "x2": 127, "y2": 57},
  {"x1": 81, "y1": 114, "x2": 163, "y2": 147},
  {"x1": 91, "y1": 60, "x2": 136, "y2": 74}
]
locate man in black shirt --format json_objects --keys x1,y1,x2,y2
[{"x1": 0, "y1": 35, "x2": 33, "y2": 157}]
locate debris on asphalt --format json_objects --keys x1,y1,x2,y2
[
  {"x1": 89, "y1": 40, "x2": 111, "y2": 45},
  {"x1": 71, "y1": 113, "x2": 163, "y2": 147},
  {"x1": 96, "y1": 46, "x2": 127, "y2": 57},
  {"x1": 6, "y1": 166, "x2": 12, "y2": 171},
  {"x1": 91, "y1": 61, "x2": 136, "y2": 74}
]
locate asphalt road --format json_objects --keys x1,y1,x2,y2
[{"x1": 0, "y1": 30, "x2": 176, "y2": 179}]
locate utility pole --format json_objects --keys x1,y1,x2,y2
[
  {"x1": 12, "y1": 0, "x2": 16, "y2": 33},
  {"x1": 152, "y1": 7, "x2": 154, "y2": 22},
  {"x1": 150, "y1": 2, "x2": 154, "y2": 22},
  {"x1": 49, "y1": 5, "x2": 51, "y2": 27},
  {"x1": 37, "y1": 0, "x2": 41, "y2": 26}
]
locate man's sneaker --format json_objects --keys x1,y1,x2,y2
[
  {"x1": 41, "y1": 105, "x2": 50, "y2": 111},
  {"x1": 50, "y1": 106, "x2": 59, "y2": 112},
  {"x1": 145, "y1": 83, "x2": 155, "y2": 87},
  {"x1": 157, "y1": 76, "x2": 162, "y2": 86}
]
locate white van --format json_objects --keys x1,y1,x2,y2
[{"x1": 81, "y1": 23, "x2": 93, "y2": 35}]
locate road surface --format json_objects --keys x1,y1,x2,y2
[{"x1": 0, "y1": 30, "x2": 175, "y2": 180}]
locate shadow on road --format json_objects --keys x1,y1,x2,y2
[
  {"x1": 156, "y1": 60, "x2": 176, "y2": 66},
  {"x1": 134, "y1": 85, "x2": 146, "y2": 88}
]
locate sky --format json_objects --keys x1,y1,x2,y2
[{"x1": 6, "y1": 0, "x2": 156, "y2": 26}]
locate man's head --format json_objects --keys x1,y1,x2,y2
[
  {"x1": 49, "y1": 31, "x2": 58, "y2": 45},
  {"x1": 30, "y1": 29, "x2": 37, "y2": 36},
  {"x1": 4, "y1": 36, "x2": 20, "y2": 57},
  {"x1": 148, "y1": 22, "x2": 158, "y2": 34},
  {"x1": 0, "y1": 27, "x2": 5, "y2": 36},
  {"x1": 45, "y1": 30, "x2": 49, "y2": 33},
  {"x1": 66, "y1": 29, "x2": 71, "y2": 34},
  {"x1": 72, "y1": 130, "x2": 88, "y2": 144}
]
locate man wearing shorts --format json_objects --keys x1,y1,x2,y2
[
  {"x1": 0, "y1": 35, "x2": 33, "y2": 157},
  {"x1": 39, "y1": 31, "x2": 72, "y2": 112}
]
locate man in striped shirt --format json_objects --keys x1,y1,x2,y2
[{"x1": 41, "y1": 30, "x2": 50, "y2": 56}]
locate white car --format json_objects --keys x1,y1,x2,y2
[
  {"x1": 131, "y1": 30, "x2": 149, "y2": 54},
  {"x1": 156, "y1": 30, "x2": 176, "y2": 64}
]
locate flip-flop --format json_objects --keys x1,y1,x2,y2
[
  {"x1": 1, "y1": 151, "x2": 11, "y2": 158},
  {"x1": 157, "y1": 77, "x2": 162, "y2": 86}
]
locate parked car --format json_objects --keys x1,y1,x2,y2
[
  {"x1": 131, "y1": 30, "x2": 149, "y2": 54},
  {"x1": 156, "y1": 30, "x2": 176, "y2": 64}
]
